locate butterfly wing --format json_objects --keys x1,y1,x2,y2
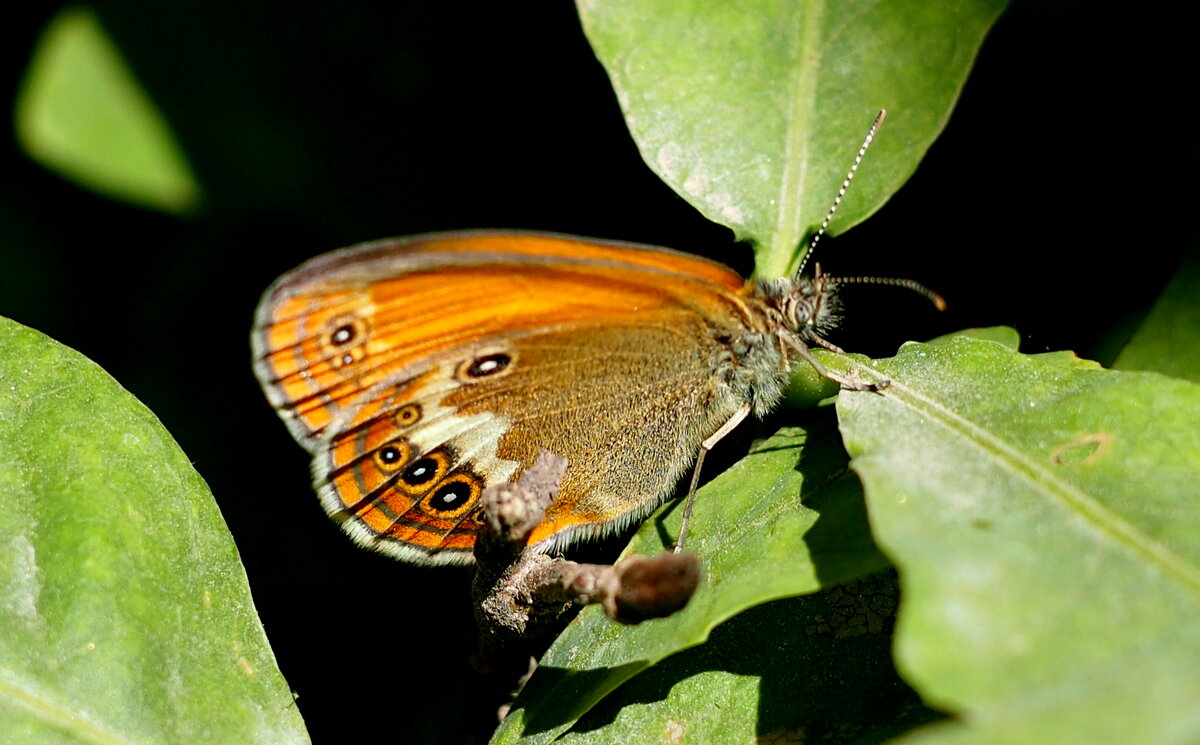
[{"x1": 253, "y1": 231, "x2": 765, "y2": 563}]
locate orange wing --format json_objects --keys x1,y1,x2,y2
[
  {"x1": 253, "y1": 231, "x2": 748, "y2": 446},
  {"x1": 252, "y1": 231, "x2": 755, "y2": 563}
]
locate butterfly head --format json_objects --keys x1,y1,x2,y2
[
  {"x1": 755, "y1": 261, "x2": 944, "y2": 361},
  {"x1": 779, "y1": 263, "x2": 842, "y2": 342}
]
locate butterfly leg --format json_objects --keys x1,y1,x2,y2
[
  {"x1": 674, "y1": 401, "x2": 752, "y2": 553},
  {"x1": 787, "y1": 335, "x2": 890, "y2": 392}
]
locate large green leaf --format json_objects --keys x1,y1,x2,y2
[
  {"x1": 577, "y1": 0, "x2": 1008, "y2": 276},
  {"x1": 491, "y1": 416, "x2": 891, "y2": 744},
  {"x1": 1113, "y1": 246, "x2": 1200, "y2": 381},
  {"x1": 14, "y1": 7, "x2": 201, "y2": 214},
  {"x1": 834, "y1": 336, "x2": 1200, "y2": 744},
  {"x1": 553, "y1": 573, "x2": 940, "y2": 745},
  {"x1": 0, "y1": 318, "x2": 306, "y2": 744}
]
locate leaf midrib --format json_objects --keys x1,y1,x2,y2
[
  {"x1": 857, "y1": 365, "x2": 1200, "y2": 595},
  {"x1": 768, "y1": 0, "x2": 824, "y2": 279},
  {"x1": 0, "y1": 671, "x2": 141, "y2": 745}
]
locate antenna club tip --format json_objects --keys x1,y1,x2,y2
[{"x1": 932, "y1": 294, "x2": 948, "y2": 312}]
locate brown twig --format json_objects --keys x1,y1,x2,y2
[{"x1": 469, "y1": 451, "x2": 701, "y2": 717}]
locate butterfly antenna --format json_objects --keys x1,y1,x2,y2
[
  {"x1": 824, "y1": 274, "x2": 947, "y2": 311},
  {"x1": 795, "y1": 109, "x2": 887, "y2": 278}
]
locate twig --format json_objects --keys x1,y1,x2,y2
[{"x1": 470, "y1": 451, "x2": 701, "y2": 717}]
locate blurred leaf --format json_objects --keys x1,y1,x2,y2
[
  {"x1": 577, "y1": 0, "x2": 1008, "y2": 276},
  {"x1": 1113, "y1": 246, "x2": 1200, "y2": 381},
  {"x1": 834, "y1": 336, "x2": 1200, "y2": 744},
  {"x1": 0, "y1": 317, "x2": 306, "y2": 744},
  {"x1": 14, "y1": 7, "x2": 201, "y2": 214},
  {"x1": 492, "y1": 416, "x2": 891, "y2": 744}
]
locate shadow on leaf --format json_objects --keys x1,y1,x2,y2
[{"x1": 566, "y1": 574, "x2": 947, "y2": 743}]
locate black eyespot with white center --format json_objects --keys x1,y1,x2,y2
[
  {"x1": 429, "y1": 481, "x2": 472, "y2": 512},
  {"x1": 373, "y1": 442, "x2": 409, "y2": 472},
  {"x1": 330, "y1": 323, "x2": 357, "y2": 346},
  {"x1": 379, "y1": 446, "x2": 402, "y2": 464},
  {"x1": 466, "y1": 353, "x2": 511, "y2": 378},
  {"x1": 402, "y1": 457, "x2": 439, "y2": 486},
  {"x1": 324, "y1": 317, "x2": 369, "y2": 369}
]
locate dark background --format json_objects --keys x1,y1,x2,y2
[{"x1": 1, "y1": 2, "x2": 1193, "y2": 743}]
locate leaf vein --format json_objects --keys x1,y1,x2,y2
[{"x1": 869, "y1": 372, "x2": 1200, "y2": 595}]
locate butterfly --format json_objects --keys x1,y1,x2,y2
[
  {"x1": 251, "y1": 113, "x2": 943, "y2": 565},
  {"x1": 252, "y1": 229, "x2": 944, "y2": 564}
]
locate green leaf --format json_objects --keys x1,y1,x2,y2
[
  {"x1": 0, "y1": 317, "x2": 307, "y2": 744},
  {"x1": 491, "y1": 416, "x2": 891, "y2": 744},
  {"x1": 926, "y1": 326, "x2": 1020, "y2": 350},
  {"x1": 577, "y1": 0, "x2": 1008, "y2": 277},
  {"x1": 14, "y1": 7, "x2": 201, "y2": 214},
  {"x1": 1113, "y1": 246, "x2": 1200, "y2": 381},
  {"x1": 834, "y1": 336, "x2": 1200, "y2": 744},
  {"x1": 553, "y1": 573, "x2": 941, "y2": 745}
]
